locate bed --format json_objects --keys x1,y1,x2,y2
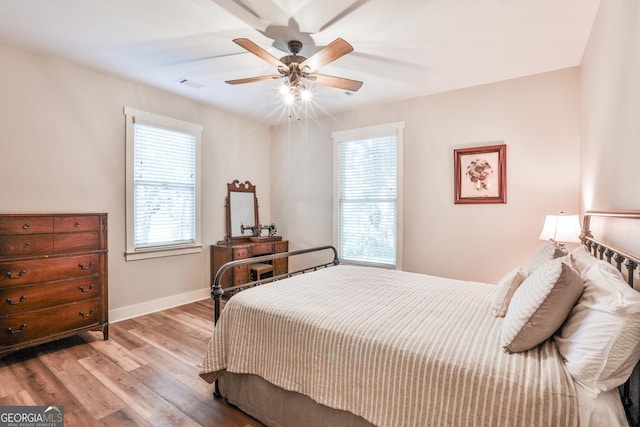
[{"x1": 200, "y1": 210, "x2": 640, "y2": 427}]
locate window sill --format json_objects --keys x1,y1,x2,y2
[
  {"x1": 125, "y1": 245, "x2": 202, "y2": 261},
  {"x1": 340, "y1": 259, "x2": 397, "y2": 269}
]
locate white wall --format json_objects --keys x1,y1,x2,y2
[
  {"x1": 0, "y1": 30, "x2": 593, "y2": 315},
  {"x1": 0, "y1": 42, "x2": 272, "y2": 320},
  {"x1": 580, "y1": 0, "x2": 640, "y2": 255},
  {"x1": 272, "y1": 68, "x2": 581, "y2": 283}
]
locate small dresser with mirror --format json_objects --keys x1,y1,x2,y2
[{"x1": 211, "y1": 180, "x2": 288, "y2": 288}]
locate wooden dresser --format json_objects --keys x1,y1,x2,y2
[
  {"x1": 211, "y1": 239, "x2": 288, "y2": 288},
  {"x1": 0, "y1": 213, "x2": 108, "y2": 357}
]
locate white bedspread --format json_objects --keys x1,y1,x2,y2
[{"x1": 200, "y1": 265, "x2": 578, "y2": 427}]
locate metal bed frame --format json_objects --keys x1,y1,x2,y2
[
  {"x1": 209, "y1": 244, "x2": 339, "y2": 398},
  {"x1": 581, "y1": 210, "x2": 640, "y2": 427},
  {"x1": 208, "y1": 210, "x2": 640, "y2": 426},
  {"x1": 210, "y1": 244, "x2": 339, "y2": 324}
]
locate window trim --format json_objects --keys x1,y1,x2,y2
[
  {"x1": 124, "y1": 107, "x2": 203, "y2": 261},
  {"x1": 332, "y1": 122, "x2": 404, "y2": 269}
]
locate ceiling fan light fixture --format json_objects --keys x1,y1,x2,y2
[
  {"x1": 278, "y1": 84, "x2": 291, "y2": 96},
  {"x1": 283, "y1": 91, "x2": 296, "y2": 105},
  {"x1": 278, "y1": 81, "x2": 311, "y2": 105},
  {"x1": 300, "y1": 87, "x2": 312, "y2": 102}
]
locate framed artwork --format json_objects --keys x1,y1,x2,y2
[{"x1": 454, "y1": 144, "x2": 507, "y2": 204}]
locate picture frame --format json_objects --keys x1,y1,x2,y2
[{"x1": 454, "y1": 144, "x2": 507, "y2": 204}]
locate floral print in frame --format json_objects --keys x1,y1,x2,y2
[{"x1": 454, "y1": 144, "x2": 507, "y2": 204}]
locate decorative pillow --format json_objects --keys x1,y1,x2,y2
[
  {"x1": 490, "y1": 267, "x2": 526, "y2": 317},
  {"x1": 555, "y1": 260, "x2": 640, "y2": 394},
  {"x1": 570, "y1": 245, "x2": 598, "y2": 277},
  {"x1": 502, "y1": 260, "x2": 583, "y2": 353},
  {"x1": 525, "y1": 242, "x2": 565, "y2": 275}
]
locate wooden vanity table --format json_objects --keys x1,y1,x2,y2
[
  {"x1": 211, "y1": 180, "x2": 288, "y2": 288},
  {"x1": 211, "y1": 238, "x2": 288, "y2": 287}
]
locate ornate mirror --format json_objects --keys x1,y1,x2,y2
[{"x1": 225, "y1": 180, "x2": 259, "y2": 241}]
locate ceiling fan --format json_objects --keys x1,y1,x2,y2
[{"x1": 225, "y1": 37, "x2": 364, "y2": 96}]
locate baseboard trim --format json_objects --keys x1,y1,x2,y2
[{"x1": 109, "y1": 287, "x2": 211, "y2": 323}]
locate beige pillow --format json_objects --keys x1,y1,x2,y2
[
  {"x1": 502, "y1": 260, "x2": 583, "y2": 353},
  {"x1": 490, "y1": 267, "x2": 526, "y2": 317},
  {"x1": 555, "y1": 260, "x2": 640, "y2": 394},
  {"x1": 525, "y1": 242, "x2": 564, "y2": 275}
]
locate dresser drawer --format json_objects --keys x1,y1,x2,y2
[
  {"x1": 0, "y1": 253, "x2": 101, "y2": 288},
  {"x1": 251, "y1": 243, "x2": 273, "y2": 256},
  {"x1": 54, "y1": 231, "x2": 100, "y2": 252},
  {"x1": 54, "y1": 215, "x2": 100, "y2": 233},
  {"x1": 233, "y1": 266, "x2": 250, "y2": 285},
  {"x1": 233, "y1": 247, "x2": 249, "y2": 259},
  {"x1": 0, "y1": 216, "x2": 53, "y2": 236},
  {"x1": 0, "y1": 234, "x2": 53, "y2": 257},
  {"x1": 1, "y1": 277, "x2": 101, "y2": 315},
  {"x1": 0, "y1": 232, "x2": 100, "y2": 257},
  {"x1": 0, "y1": 299, "x2": 101, "y2": 346}
]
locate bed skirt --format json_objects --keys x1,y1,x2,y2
[{"x1": 219, "y1": 372, "x2": 375, "y2": 427}]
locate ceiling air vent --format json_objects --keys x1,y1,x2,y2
[{"x1": 177, "y1": 78, "x2": 204, "y2": 89}]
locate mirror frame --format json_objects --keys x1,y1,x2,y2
[{"x1": 225, "y1": 180, "x2": 259, "y2": 242}]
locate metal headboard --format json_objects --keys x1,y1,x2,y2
[{"x1": 581, "y1": 210, "x2": 640, "y2": 427}]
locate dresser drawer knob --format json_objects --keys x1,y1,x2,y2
[
  {"x1": 8, "y1": 324, "x2": 27, "y2": 334},
  {"x1": 79, "y1": 284, "x2": 95, "y2": 292},
  {"x1": 74, "y1": 222, "x2": 81, "y2": 228},
  {"x1": 79, "y1": 308, "x2": 95, "y2": 318},
  {"x1": 78, "y1": 262, "x2": 95, "y2": 270},
  {"x1": 5, "y1": 269, "x2": 26, "y2": 279},
  {"x1": 22, "y1": 223, "x2": 30, "y2": 230},
  {"x1": 23, "y1": 242, "x2": 31, "y2": 248},
  {"x1": 6, "y1": 295, "x2": 27, "y2": 305}
]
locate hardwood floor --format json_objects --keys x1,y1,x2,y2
[{"x1": 0, "y1": 299, "x2": 264, "y2": 427}]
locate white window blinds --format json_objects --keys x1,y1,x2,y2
[
  {"x1": 124, "y1": 107, "x2": 202, "y2": 261},
  {"x1": 335, "y1": 123, "x2": 403, "y2": 267},
  {"x1": 133, "y1": 123, "x2": 196, "y2": 248}
]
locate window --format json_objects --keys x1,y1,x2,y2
[
  {"x1": 124, "y1": 107, "x2": 203, "y2": 261},
  {"x1": 333, "y1": 122, "x2": 404, "y2": 268}
]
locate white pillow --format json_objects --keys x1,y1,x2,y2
[
  {"x1": 490, "y1": 267, "x2": 526, "y2": 317},
  {"x1": 502, "y1": 260, "x2": 583, "y2": 353},
  {"x1": 570, "y1": 245, "x2": 598, "y2": 277},
  {"x1": 555, "y1": 260, "x2": 640, "y2": 394},
  {"x1": 525, "y1": 242, "x2": 564, "y2": 275}
]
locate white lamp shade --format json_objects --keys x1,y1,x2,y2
[{"x1": 538, "y1": 214, "x2": 581, "y2": 243}]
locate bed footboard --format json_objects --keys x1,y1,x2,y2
[
  {"x1": 210, "y1": 244, "x2": 339, "y2": 399},
  {"x1": 211, "y1": 244, "x2": 339, "y2": 324}
]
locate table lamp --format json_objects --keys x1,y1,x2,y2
[{"x1": 538, "y1": 212, "x2": 581, "y2": 253}]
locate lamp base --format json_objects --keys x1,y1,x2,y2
[{"x1": 549, "y1": 239, "x2": 568, "y2": 256}]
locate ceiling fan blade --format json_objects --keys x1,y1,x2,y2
[
  {"x1": 299, "y1": 38, "x2": 353, "y2": 71},
  {"x1": 232, "y1": 38, "x2": 289, "y2": 70},
  {"x1": 225, "y1": 75, "x2": 282, "y2": 85},
  {"x1": 305, "y1": 73, "x2": 363, "y2": 92},
  {"x1": 317, "y1": 0, "x2": 370, "y2": 32}
]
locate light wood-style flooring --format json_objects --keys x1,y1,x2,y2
[{"x1": 0, "y1": 299, "x2": 264, "y2": 427}]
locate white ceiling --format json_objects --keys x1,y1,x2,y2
[{"x1": 0, "y1": 0, "x2": 600, "y2": 124}]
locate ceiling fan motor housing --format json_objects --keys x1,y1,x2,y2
[
  {"x1": 280, "y1": 41, "x2": 307, "y2": 70},
  {"x1": 287, "y1": 40, "x2": 303, "y2": 55}
]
